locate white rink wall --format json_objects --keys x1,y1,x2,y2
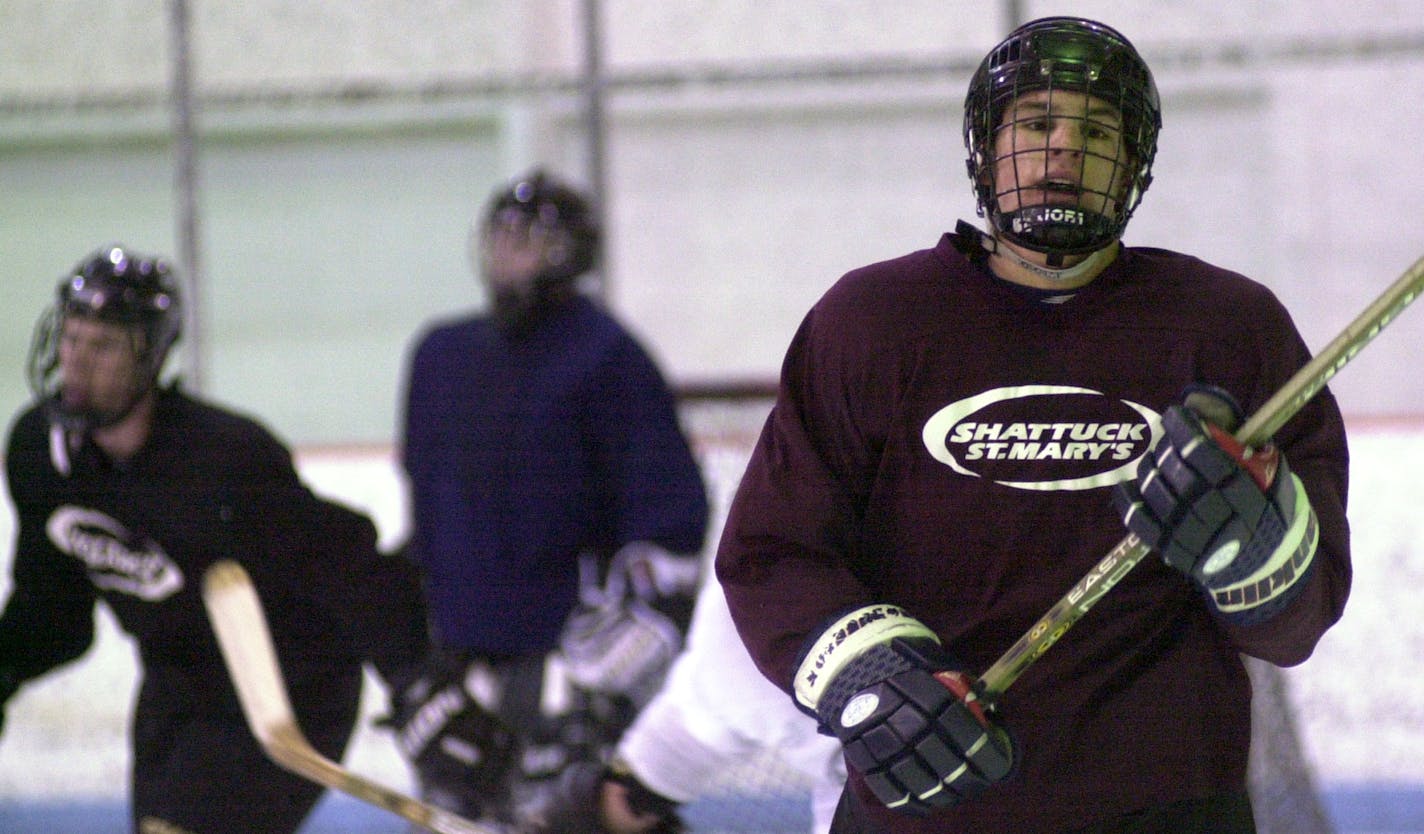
[
  {"x1": 0, "y1": 422, "x2": 1422, "y2": 804},
  {"x1": 1287, "y1": 424, "x2": 1424, "y2": 786},
  {"x1": 3, "y1": 2, "x2": 1424, "y2": 447}
]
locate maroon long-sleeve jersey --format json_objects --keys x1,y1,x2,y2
[{"x1": 716, "y1": 231, "x2": 1350, "y2": 833}]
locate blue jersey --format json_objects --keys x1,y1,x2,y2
[{"x1": 401, "y1": 295, "x2": 708, "y2": 655}]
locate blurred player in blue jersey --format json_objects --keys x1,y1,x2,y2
[{"x1": 398, "y1": 169, "x2": 709, "y2": 822}]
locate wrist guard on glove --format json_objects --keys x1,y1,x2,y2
[
  {"x1": 794, "y1": 605, "x2": 1013, "y2": 816},
  {"x1": 1113, "y1": 387, "x2": 1320, "y2": 625},
  {"x1": 383, "y1": 657, "x2": 519, "y2": 820}
]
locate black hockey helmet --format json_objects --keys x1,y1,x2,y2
[
  {"x1": 474, "y1": 168, "x2": 600, "y2": 284},
  {"x1": 964, "y1": 17, "x2": 1161, "y2": 258},
  {"x1": 27, "y1": 244, "x2": 182, "y2": 430}
]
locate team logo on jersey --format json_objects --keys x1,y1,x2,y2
[
  {"x1": 921, "y1": 385, "x2": 1161, "y2": 491},
  {"x1": 46, "y1": 506, "x2": 183, "y2": 601}
]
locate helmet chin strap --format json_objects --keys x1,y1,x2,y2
[
  {"x1": 956, "y1": 220, "x2": 1116, "y2": 284},
  {"x1": 44, "y1": 387, "x2": 146, "y2": 476}
]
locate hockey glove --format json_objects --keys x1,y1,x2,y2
[
  {"x1": 518, "y1": 759, "x2": 683, "y2": 834},
  {"x1": 600, "y1": 761, "x2": 684, "y2": 834},
  {"x1": 794, "y1": 605, "x2": 1014, "y2": 816},
  {"x1": 559, "y1": 598, "x2": 682, "y2": 707},
  {"x1": 1112, "y1": 386, "x2": 1320, "y2": 624},
  {"x1": 560, "y1": 543, "x2": 698, "y2": 707},
  {"x1": 606, "y1": 541, "x2": 700, "y2": 631},
  {"x1": 383, "y1": 656, "x2": 520, "y2": 820}
]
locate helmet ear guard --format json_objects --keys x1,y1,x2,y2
[{"x1": 963, "y1": 17, "x2": 1161, "y2": 260}]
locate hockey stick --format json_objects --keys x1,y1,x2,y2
[
  {"x1": 977, "y1": 253, "x2": 1424, "y2": 702},
  {"x1": 202, "y1": 560, "x2": 503, "y2": 834}
]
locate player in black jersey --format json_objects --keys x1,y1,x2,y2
[
  {"x1": 718, "y1": 17, "x2": 1350, "y2": 834},
  {"x1": 0, "y1": 245, "x2": 511, "y2": 834}
]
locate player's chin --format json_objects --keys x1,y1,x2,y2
[{"x1": 60, "y1": 390, "x2": 95, "y2": 411}]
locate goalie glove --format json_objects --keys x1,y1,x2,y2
[
  {"x1": 559, "y1": 543, "x2": 697, "y2": 706},
  {"x1": 1112, "y1": 386, "x2": 1320, "y2": 624},
  {"x1": 559, "y1": 597, "x2": 681, "y2": 707},
  {"x1": 382, "y1": 656, "x2": 520, "y2": 820},
  {"x1": 794, "y1": 605, "x2": 1014, "y2": 816}
]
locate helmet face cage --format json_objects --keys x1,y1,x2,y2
[
  {"x1": 27, "y1": 245, "x2": 181, "y2": 431},
  {"x1": 964, "y1": 17, "x2": 1161, "y2": 258},
  {"x1": 471, "y1": 169, "x2": 600, "y2": 286}
]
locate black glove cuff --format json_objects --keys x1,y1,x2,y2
[
  {"x1": 792, "y1": 604, "x2": 940, "y2": 720},
  {"x1": 605, "y1": 760, "x2": 683, "y2": 830}
]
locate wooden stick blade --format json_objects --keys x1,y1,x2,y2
[
  {"x1": 201, "y1": 560, "x2": 503, "y2": 834},
  {"x1": 202, "y1": 559, "x2": 298, "y2": 748}
]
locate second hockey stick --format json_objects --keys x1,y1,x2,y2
[
  {"x1": 977, "y1": 252, "x2": 1424, "y2": 702},
  {"x1": 202, "y1": 560, "x2": 503, "y2": 834}
]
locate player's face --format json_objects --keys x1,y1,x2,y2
[
  {"x1": 991, "y1": 89, "x2": 1130, "y2": 220},
  {"x1": 481, "y1": 208, "x2": 568, "y2": 296},
  {"x1": 57, "y1": 316, "x2": 145, "y2": 417}
]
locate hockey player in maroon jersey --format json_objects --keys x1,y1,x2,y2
[
  {"x1": 716, "y1": 17, "x2": 1350, "y2": 834},
  {"x1": 0, "y1": 245, "x2": 512, "y2": 834}
]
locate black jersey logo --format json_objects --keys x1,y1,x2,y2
[
  {"x1": 45, "y1": 505, "x2": 183, "y2": 601},
  {"x1": 921, "y1": 385, "x2": 1161, "y2": 491}
]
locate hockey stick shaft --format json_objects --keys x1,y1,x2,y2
[
  {"x1": 202, "y1": 560, "x2": 501, "y2": 834},
  {"x1": 977, "y1": 252, "x2": 1424, "y2": 702}
]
